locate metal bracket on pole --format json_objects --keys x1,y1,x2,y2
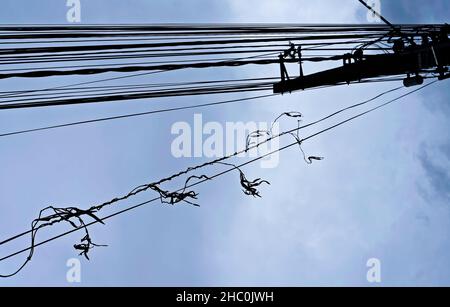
[
  {"x1": 279, "y1": 43, "x2": 305, "y2": 85},
  {"x1": 279, "y1": 53, "x2": 290, "y2": 83},
  {"x1": 430, "y1": 45, "x2": 447, "y2": 78},
  {"x1": 279, "y1": 43, "x2": 297, "y2": 85},
  {"x1": 298, "y1": 45, "x2": 304, "y2": 78}
]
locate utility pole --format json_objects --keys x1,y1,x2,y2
[
  {"x1": 273, "y1": 31, "x2": 450, "y2": 93},
  {"x1": 273, "y1": 1, "x2": 449, "y2": 94}
]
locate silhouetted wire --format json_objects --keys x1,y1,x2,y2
[
  {"x1": 0, "y1": 22, "x2": 445, "y2": 275},
  {"x1": 0, "y1": 77, "x2": 279, "y2": 99},
  {"x1": 0, "y1": 85, "x2": 274, "y2": 109},
  {"x1": 0, "y1": 52, "x2": 343, "y2": 72},
  {"x1": 0, "y1": 51, "x2": 280, "y2": 100},
  {"x1": 0, "y1": 46, "x2": 290, "y2": 66},
  {"x1": 0, "y1": 77, "x2": 404, "y2": 139},
  {"x1": 0, "y1": 77, "x2": 413, "y2": 138},
  {"x1": 0, "y1": 40, "x2": 382, "y2": 66},
  {"x1": 0, "y1": 79, "x2": 274, "y2": 105},
  {"x1": 0, "y1": 33, "x2": 384, "y2": 56},
  {"x1": 0, "y1": 93, "x2": 277, "y2": 137},
  {"x1": 0, "y1": 74, "x2": 410, "y2": 110},
  {"x1": 0, "y1": 34, "x2": 342, "y2": 45},
  {"x1": 0, "y1": 80, "x2": 440, "y2": 277},
  {"x1": 0, "y1": 55, "x2": 349, "y2": 80},
  {"x1": 0, "y1": 84, "x2": 398, "y2": 245},
  {"x1": 0, "y1": 53, "x2": 282, "y2": 72}
]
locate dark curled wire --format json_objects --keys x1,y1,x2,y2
[
  {"x1": 2, "y1": 206, "x2": 108, "y2": 278},
  {"x1": 246, "y1": 111, "x2": 303, "y2": 151},
  {"x1": 2, "y1": 172, "x2": 210, "y2": 277},
  {"x1": 3, "y1": 111, "x2": 312, "y2": 277},
  {"x1": 154, "y1": 175, "x2": 210, "y2": 207},
  {"x1": 289, "y1": 120, "x2": 324, "y2": 165},
  {"x1": 246, "y1": 111, "x2": 323, "y2": 165},
  {"x1": 246, "y1": 130, "x2": 270, "y2": 149},
  {"x1": 218, "y1": 162, "x2": 270, "y2": 198}
]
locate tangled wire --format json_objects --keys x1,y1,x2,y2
[{"x1": 1, "y1": 110, "x2": 323, "y2": 277}]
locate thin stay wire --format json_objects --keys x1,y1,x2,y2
[{"x1": 0, "y1": 80, "x2": 440, "y2": 270}]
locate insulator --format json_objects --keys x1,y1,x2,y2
[{"x1": 403, "y1": 75, "x2": 424, "y2": 87}]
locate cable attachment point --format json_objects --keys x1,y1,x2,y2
[{"x1": 279, "y1": 43, "x2": 305, "y2": 88}]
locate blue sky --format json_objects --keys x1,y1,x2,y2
[{"x1": 0, "y1": 0, "x2": 449, "y2": 286}]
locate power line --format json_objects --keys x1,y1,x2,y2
[
  {"x1": 0, "y1": 76, "x2": 278, "y2": 98},
  {"x1": 0, "y1": 75, "x2": 412, "y2": 110},
  {"x1": 0, "y1": 79, "x2": 275, "y2": 105},
  {"x1": 0, "y1": 55, "x2": 346, "y2": 81},
  {"x1": 358, "y1": 0, "x2": 394, "y2": 28},
  {"x1": 0, "y1": 77, "x2": 410, "y2": 138},
  {"x1": 0, "y1": 84, "x2": 403, "y2": 243},
  {"x1": 0, "y1": 93, "x2": 277, "y2": 137},
  {"x1": 0, "y1": 51, "x2": 279, "y2": 100},
  {"x1": 0, "y1": 80, "x2": 440, "y2": 275}
]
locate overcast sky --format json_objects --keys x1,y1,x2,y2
[{"x1": 0, "y1": 0, "x2": 449, "y2": 286}]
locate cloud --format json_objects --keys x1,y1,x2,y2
[
  {"x1": 226, "y1": 0, "x2": 359, "y2": 23},
  {"x1": 418, "y1": 145, "x2": 450, "y2": 202},
  {"x1": 381, "y1": 0, "x2": 450, "y2": 23},
  {"x1": 2, "y1": 0, "x2": 450, "y2": 286}
]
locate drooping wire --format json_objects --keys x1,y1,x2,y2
[
  {"x1": 0, "y1": 80, "x2": 441, "y2": 277},
  {"x1": 0, "y1": 93, "x2": 277, "y2": 138},
  {"x1": 0, "y1": 77, "x2": 408, "y2": 138},
  {"x1": 0, "y1": 51, "x2": 280, "y2": 100}
]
